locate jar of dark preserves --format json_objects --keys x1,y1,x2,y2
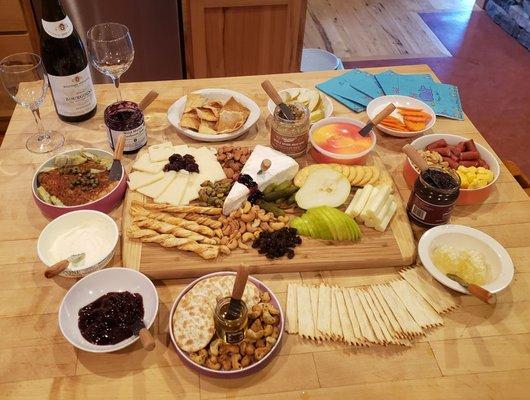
[
  {"x1": 104, "y1": 101, "x2": 147, "y2": 154},
  {"x1": 407, "y1": 167, "x2": 460, "y2": 228}
]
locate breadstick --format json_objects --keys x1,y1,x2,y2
[
  {"x1": 133, "y1": 200, "x2": 222, "y2": 215},
  {"x1": 133, "y1": 216, "x2": 217, "y2": 245},
  {"x1": 126, "y1": 226, "x2": 219, "y2": 259},
  {"x1": 182, "y1": 213, "x2": 222, "y2": 229},
  {"x1": 130, "y1": 205, "x2": 215, "y2": 237}
]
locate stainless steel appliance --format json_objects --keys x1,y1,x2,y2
[{"x1": 30, "y1": 0, "x2": 185, "y2": 83}]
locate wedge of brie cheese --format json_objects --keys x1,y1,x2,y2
[{"x1": 222, "y1": 145, "x2": 299, "y2": 215}]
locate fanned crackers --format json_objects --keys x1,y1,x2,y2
[{"x1": 284, "y1": 273, "x2": 457, "y2": 348}]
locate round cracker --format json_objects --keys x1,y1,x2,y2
[
  {"x1": 368, "y1": 166, "x2": 381, "y2": 185},
  {"x1": 347, "y1": 166, "x2": 358, "y2": 185},
  {"x1": 358, "y1": 167, "x2": 373, "y2": 186},
  {"x1": 352, "y1": 166, "x2": 366, "y2": 186},
  {"x1": 340, "y1": 164, "x2": 351, "y2": 180},
  {"x1": 173, "y1": 291, "x2": 215, "y2": 352}
]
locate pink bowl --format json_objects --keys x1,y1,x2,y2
[
  {"x1": 32, "y1": 148, "x2": 127, "y2": 219},
  {"x1": 169, "y1": 272, "x2": 284, "y2": 378},
  {"x1": 403, "y1": 134, "x2": 500, "y2": 205},
  {"x1": 308, "y1": 117, "x2": 376, "y2": 165}
]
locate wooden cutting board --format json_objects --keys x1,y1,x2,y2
[{"x1": 122, "y1": 150, "x2": 416, "y2": 279}]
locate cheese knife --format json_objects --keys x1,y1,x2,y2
[
  {"x1": 261, "y1": 80, "x2": 295, "y2": 120},
  {"x1": 446, "y1": 273, "x2": 496, "y2": 304},
  {"x1": 359, "y1": 103, "x2": 396, "y2": 137},
  {"x1": 225, "y1": 264, "x2": 250, "y2": 320},
  {"x1": 109, "y1": 133, "x2": 125, "y2": 181},
  {"x1": 44, "y1": 252, "x2": 85, "y2": 278},
  {"x1": 131, "y1": 318, "x2": 156, "y2": 351}
]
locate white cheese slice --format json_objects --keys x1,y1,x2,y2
[
  {"x1": 128, "y1": 170, "x2": 164, "y2": 191},
  {"x1": 148, "y1": 142, "x2": 174, "y2": 162},
  {"x1": 222, "y1": 145, "x2": 299, "y2": 215},
  {"x1": 351, "y1": 184, "x2": 373, "y2": 218},
  {"x1": 132, "y1": 153, "x2": 166, "y2": 174},
  {"x1": 173, "y1": 144, "x2": 190, "y2": 155},
  {"x1": 359, "y1": 186, "x2": 380, "y2": 222},
  {"x1": 375, "y1": 200, "x2": 397, "y2": 232},
  {"x1": 155, "y1": 170, "x2": 190, "y2": 205},
  {"x1": 345, "y1": 188, "x2": 363, "y2": 217},
  {"x1": 365, "y1": 184, "x2": 392, "y2": 218},
  {"x1": 137, "y1": 171, "x2": 177, "y2": 199},
  {"x1": 179, "y1": 147, "x2": 226, "y2": 205}
]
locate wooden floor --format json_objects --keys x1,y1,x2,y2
[{"x1": 304, "y1": 0, "x2": 479, "y2": 61}]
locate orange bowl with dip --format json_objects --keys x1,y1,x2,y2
[{"x1": 308, "y1": 117, "x2": 376, "y2": 165}]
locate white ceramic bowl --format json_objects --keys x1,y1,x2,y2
[
  {"x1": 169, "y1": 271, "x2": 284, "y2": 378},
  {"x1": 167, "y1": 88, "x2": 260, "y2": 142},
  {"x1": 37, "y1": 210, "x2": 119, "y2": 278},
  {"x1": 267, "y1": 88, "x2": 333, "y2": 124},
  {"x1": 58, "y1": 268, "x2": 158, "y2": 353},
  {"x1": 418, "y1": 225, "x2": 514, "y2": 294},
  {"x1": 366, "y1": 95, "x2": 436, "y2": 137}
]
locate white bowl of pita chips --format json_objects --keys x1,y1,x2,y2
[
  {"x1": 167, "y1": 88, "x2": 260, "y2": 142},
  {"x1": 169, "y1": 271, "x2": 284, "y2": 377}
]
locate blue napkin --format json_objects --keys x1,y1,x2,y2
[
  {"x1": 316, "y1": 74, "x2": 371, "y2": 112},
  {"x1": 375, "y1": 71, "x2": 399, "y2": 95},
  {"x1": 431, "y1": 83, "x2": 464, "y2": 120},
  {"x1": 342, "y1": 69, "x2": 384, "y2": 98},
  {"x1": 318, "y1": 88, "x2": 365, "y2": 112}
]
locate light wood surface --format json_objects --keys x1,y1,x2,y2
[
  {"x1": 122, "y1": 145, "x2": 415, "y2": 279},
  {"x1": 1, "y1": 65, "x2": 530, "y2": 398},
  {"x1": 184, "y1": 0, "x2": 307, "y2": 78}
]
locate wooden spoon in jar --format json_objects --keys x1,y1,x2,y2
[
  {"x1": 261, "y1": 80, "x2": 295, "y2": 120},
  {"x1": 402, "y1": 144, "x2": 429, "y2": 172},
  {"x1": 138, "y1": 90, "x2": 159, "y2": 111}
]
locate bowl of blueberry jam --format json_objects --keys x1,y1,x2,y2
[{"x1": 58, "y1": 268, "x2": 158, "y2": 353}]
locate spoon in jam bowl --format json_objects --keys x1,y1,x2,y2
[
  {"x1": 44, "y1": 252, "x2": 85, "y2": 278},
  {"x1": 131, "y1": 317, "x2": 156, "y2": 351}
]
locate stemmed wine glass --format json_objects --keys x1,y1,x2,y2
[
  {"x1": 0, "y1": 52, "x2": 64, "y2": 153},
  {"x1": 86, "y1": 23, "x2": 134, "y2": 101}
]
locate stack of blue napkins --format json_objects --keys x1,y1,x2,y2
[{"x1": 316, "y1": 68, "x2": 464, "y2": 120}]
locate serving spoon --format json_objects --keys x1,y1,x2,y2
[{"x1": 44, "y1": 252, "x2": 85, "y2": 278}]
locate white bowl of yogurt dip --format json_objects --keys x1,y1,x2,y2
[{"x1": 37, "y1": 210, "x2": 119, "y2": 278}]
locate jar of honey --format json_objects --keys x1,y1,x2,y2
[
  {"x1": 270, "y1": 103, "x2": 310, "y2": 157},
  {"x1": 407, "y1": 167, "x2": 460, "y2": 228},
  {"x1": 213, "y1": 296, "x2": 248, "y2": 344}
]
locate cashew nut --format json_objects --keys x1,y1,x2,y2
[
  {"x1": 238, "y1": 240, "x2": 251, "y2": 250},
  {"x1": 259, "y1": 212, "x2": 273, "y2": 222},
  {"x1": 240, "y1": 211, "x2": 257, "y2": 223},
  {"x1": 209, "y1": 338, "x2": 223, "y2": 356},
  {"x1": 214, "y1": 228, "x2": 223, "y2": 238},
  {"x1": 219, "y1": 245, "x2": 231, "y2": 255},
  {"x1": 220, "y1": 236, "x2": 229, "y2": 245},
  {"x1": 241, "y1": 232, "x2": 254, "y2": 243},
  {"x1": 238, "y1": 220, "x2": 247, "y2": 234},
  {"x1": 269, "y1": 222, "x2": 285, "y2": 231},
  {"x1": 227, "y1": 239, "x2": 238, "y2": 250},
  {"x1": 241, "y1": 201, "x2": 252, "y2": 214},
  {"x1": 250, "y1": 318, "x2": 263, "y2": 332},
  {"x1": 231, "y1": 353, "x2": 242, "y2": 369}
]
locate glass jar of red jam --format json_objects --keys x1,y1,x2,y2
[
  {"x1": 407, "y1": 167, "x2": 460, "y2": 228},
  {"x1": 104, "y1": 101, "x2": 147, "y2": 154}
]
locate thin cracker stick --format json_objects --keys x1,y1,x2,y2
[
  {"x1": 309, "y1": 285, "x2": 324, "y2": 340},
  {"x1": 342, "y1": 288, "x2": 365, "y2": 346},
  {"x1": 285, "y1": 283, "x2": 299, "y2": 334},
  {"x1": 399, "y1": 267, "x2": 459, "y2": 314},
  {"x1": 390, "y1": 280, "x2": 444, "y2": 329},
  {"x1": 348, "y1": 288, "x2": 377, "y2": 344},
  {"x1": 366, "y1": 287, "x2": 409, "y2": 346},
  {"x1": 317, "y1": 285, "x2": 332, "y2": 339},
  {"x1": 334, "y1": 288, "x2": 356, "y2": 345},
  {"x1": 330, "y1": 287, "x2": 344, "y2": 341},
  {"x1": 297, "y1": 285, "x2": 316, "y2": 339},
  {"x1": 372, "y1": 284, "x2": 407, "y2": 339},
  {"x1": 378, "y1": 284, "x2": 424, "y2": 337},
  {"x1": 357, "y1": 289, "x2": 390, "y2": 345}
]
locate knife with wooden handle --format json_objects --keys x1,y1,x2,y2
[
  {"x1": 359, "y1": 103, "x2": 396, "y2": 136},
  {"x1": 447, "y1": 273, "x2": 496, "y2": 304}
]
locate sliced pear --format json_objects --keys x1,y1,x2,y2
[
  {"x1": 295, "y1": 168, "x2": 351, "y2": 210},
  {"x1": 280, "y1": 91, "x2": 292, "y2": 103},
  {"x1": 310, "y1": 109, "x2": 325, "y2": 123},
  {"x1": 306, "y1": 208, "x2": 334, "y2": 240},
  {"x1": 306, "y1": 90, "x2": 320, "y2": 111},
  {"x1": 297, "y1": 89, "x2": 311, "y2": 106},
  {"x1": 286, "y1": 88, "x2": 300, "y2": 100}
]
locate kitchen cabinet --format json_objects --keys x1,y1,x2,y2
[{"x1": 182, "y1": 0, "x2": 307, "y2": 78}]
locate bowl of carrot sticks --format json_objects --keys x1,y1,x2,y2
[{"x1": 366, "y1": 95, "x2": 436, "y2": 137}]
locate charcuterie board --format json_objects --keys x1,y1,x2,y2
[{"x1": 122, "y1": 147, "x2": 415, "y2": 280}]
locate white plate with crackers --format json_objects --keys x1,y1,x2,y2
[
  {"x1": 169, "y1": 272, "x2": 284, "y2": 377},
  {"x1": 167, "y1": 88, "x2": 261, "y2": 142}
]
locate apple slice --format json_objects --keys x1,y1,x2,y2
[
  {"x1": 295, "y1": 169, "x2": 351, "y2": 210},
  {"x1": 307, "y1": 90, "x2": 321, "y2": 112},
  {"x1": 306, "y1": 208, "x2": 334, "y2": 240}
]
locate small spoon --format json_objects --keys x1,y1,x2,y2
[
  {"x1": 261, "y1": 80, "x2": 295, "y2": 120},
  {"x1": 138, "y1": 90, "x2": 159, "y2": 111},
  {"x1": 44, "y1": 252, "x2": 85, "y2": 278}
]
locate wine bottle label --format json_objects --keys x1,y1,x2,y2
[
  {"x1": 42, "y1": 16, "x2": 74, "y2": 39},
  {"x1": 48, "y1": 66, "x2": 97, "y2": 117},
  {"x1": 107, "y1": 124, "x2": 148, "y2": 152}
]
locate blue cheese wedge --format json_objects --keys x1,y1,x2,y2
[{"x1": 222, "y1": 145, "x2": 299, "y2": 215}]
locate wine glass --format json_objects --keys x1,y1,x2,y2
[
  {"x1": 0, "y1": 52, "x2": 64, "y2": 153},
  {"x1": 86, "y1": 23, "x2": 134, "y2": 101}
]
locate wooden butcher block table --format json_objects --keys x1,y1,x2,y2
[{"x1": 1, "y1": 65, "x2": 530, "y2": 399}]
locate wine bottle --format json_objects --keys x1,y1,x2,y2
[{"x1": 41, "y1": 0, "x2": 97, "y2": 122}]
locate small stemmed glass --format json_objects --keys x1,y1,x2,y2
[
  {"x1": 86, "y1": 23, "x2": 134, "y2": 101},
  {"x1": 0, "y1": 52, "x2": 64, "y2": 153}
]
